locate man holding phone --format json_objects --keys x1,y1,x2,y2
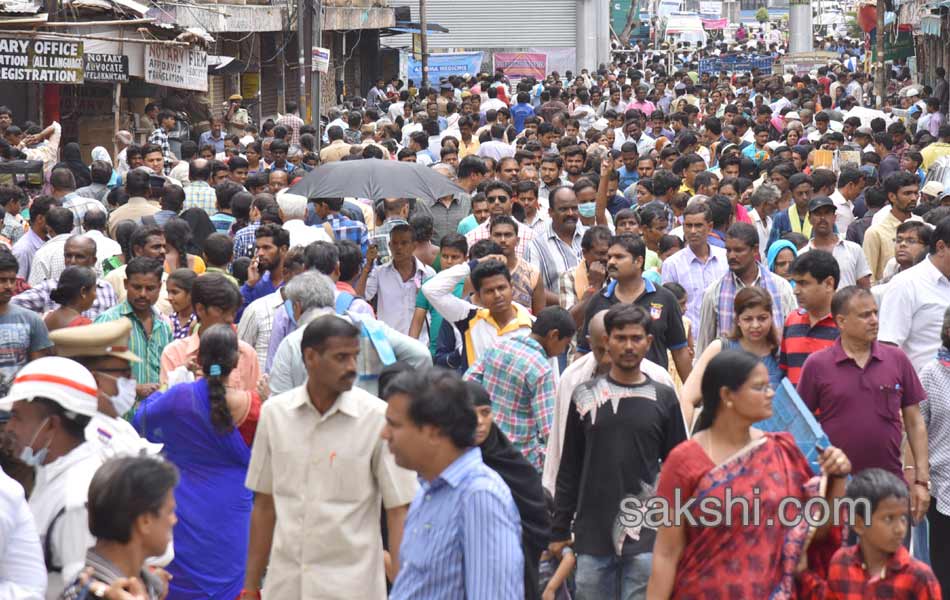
[{"x1": 558, "y1": 225, "x2": 612, "y2": 328}]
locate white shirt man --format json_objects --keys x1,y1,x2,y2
[{"x1": 879, "y1": 254, "x2": 950, "y2": 373}]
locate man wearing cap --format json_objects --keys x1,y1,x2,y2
[
  {"x1": 49, "y1": 318, "x2": 161, "y2": 454},
  {"x1": 801, "y1": 196, "x2": 871, "y2": 289},
  {"x1": 921, "y1": 181, "x2": 945, "y2": 210},
  {"x1": 1, "y1": 356, "x2": 103, "y2": 599},
  {"x1": 225, "y1": 95, "x2": 250, "y2": 138}
]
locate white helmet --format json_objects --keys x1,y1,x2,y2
[{"x1": 0, "y1": 356, "x2": 99, "y2": 418}]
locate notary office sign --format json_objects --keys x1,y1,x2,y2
[
  {"x1": 0, "y1": 37, "x2": 84, "y2": 84},
  {"x1": 83, "y1": 53, "x2": 129, "y2": 83}
]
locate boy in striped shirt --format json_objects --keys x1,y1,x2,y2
[{"x1": 781, "y1": 250, "x2": 840, "y2": 385}]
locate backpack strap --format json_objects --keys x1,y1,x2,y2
[
  {"x1": 44, "y1": 506, "x2": 67, "y2": 573},
  {"x1": 335, "y1": 291, "x2": 355, "y2": 314}
]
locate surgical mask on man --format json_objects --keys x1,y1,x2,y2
[
  {"x1": 109, "y1": 377, "x2": 138, "y2": 416},
  {"x1": 19, "y1": 417, "x2": 52, "y2": 468}
]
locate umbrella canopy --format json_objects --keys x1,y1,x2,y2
[{"x1": 288, "y1": 159, "x2": 465, "y2": 202}]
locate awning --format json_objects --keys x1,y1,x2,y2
[
  {"x1": 208, "y1": 55, "x2": 246, "y2": 74},
  {"x1": 382, "y1": 22, "x2": 450, "y2": 36}
]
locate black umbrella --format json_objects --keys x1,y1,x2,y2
[{"x1": 288, "y1": 158, "x2": 465, "y2": 201}]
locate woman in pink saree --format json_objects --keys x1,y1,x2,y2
[{"x1": 647, "y1": 349, "x2": 851, "y2": 599}]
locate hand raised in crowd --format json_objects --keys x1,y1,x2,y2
[
  {"x1": 365, "y1": 243, "x2": 379, "y2": 267},
  {"x1": 588, "y1": 260, "x2": 607, "y2": 290},
  {"x1": 246, "y1": 258, "x2": 262, "y2": 288}
]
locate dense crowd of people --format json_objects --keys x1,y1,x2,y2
[{"x1": 1, "y1": 23, "x2": 950, "y2": 600}]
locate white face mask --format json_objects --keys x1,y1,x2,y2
[
  {"x1": 109, "y1": 377, "x2": 138, "y2": 416},
  {"x1": 18, "y1": 417, "x2": 51, "y2": 468}
]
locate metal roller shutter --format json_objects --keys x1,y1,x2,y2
[{"x1": 386, "y1": 0, "x2": 577, "y2": 49}]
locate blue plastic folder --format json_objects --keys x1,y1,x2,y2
[{"x1": 756, "y1": 378, "x2": 830, "y2": 475}]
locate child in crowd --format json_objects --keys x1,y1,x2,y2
[
  {"x1": 203, "y1": 233, "x2": 238, "y2": 286},
  {"x1": 539, "y1": 491, "x2": 576, "y2": 600},
  {"x1": 796, "y1": 468, "x2": 941, "y2": 599}
]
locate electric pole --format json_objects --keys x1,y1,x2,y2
[
  {"x1": 312, "y1": 0, "x2": 322, "y2": 145},
  {"x1": 297, "y1": 0, "x2": 306, "y2": 121},
  {"x1": 420, "y1": 0, "x2": 428, "y2": 88},
  {"x1": 874, "y1": 0, "x2": 885, "y2": 107}
]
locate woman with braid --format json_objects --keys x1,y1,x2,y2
[{"x1": 134, "y1": 324, "x2": 261, "y2": 599}]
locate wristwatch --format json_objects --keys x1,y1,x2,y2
[{"x1": 914, "y1": 479, "x2": 931, "y2": 492}]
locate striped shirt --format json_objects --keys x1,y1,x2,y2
[
  {"x1": 27, "y1": 233, "x2": 72, "y2": 286},
  {"x1": 528, "y1": 222, "x2": 587, "y2": 292},
  {"x1": 11, "y1": 278, "x2": 117, "y2": 321},
  {"x1": 390, "y1": 447, "x2": 525, "y2": 600},
  {"x1": 660, "y1": 244, "x2": 728, "y2": 327},
  {"x1": 464, "y1": 335, "x2": 556, "y2": 471},
  {"x1": 779, "y1": 308, "x2": 839, "y2": 385},
  {"x1": 61, "y1": 549, "x2": 164, "y2": 600},
  {"x1": 94, "y1": 301, "x2": 173, "y2": 385},
  {"x1": 237, "y1": 290, "x2": 284, "y2": 370}
]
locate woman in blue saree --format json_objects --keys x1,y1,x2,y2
[{"x1": 134, "y1": 324, "x2": 262, "y2": 599}]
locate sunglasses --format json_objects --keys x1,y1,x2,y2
[{"x1": 486, "y1": 195, "x2": 509, "y2": 203}]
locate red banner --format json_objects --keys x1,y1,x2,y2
[
  {"x1": 492, "y1": 52, "x2": 547, "y2": 81},
  {"x1": 701, "y1": 17, "x2": 728, "y2": 29}
]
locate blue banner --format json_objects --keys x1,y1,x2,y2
[
  {"x1": 406, "y1": 52, "x2": 484, "y2": 84},
  {"x1": 698, "y1": 54, "x2": 773, "y2": 75}
]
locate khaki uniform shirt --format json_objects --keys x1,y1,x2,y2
[{"x1": 245, "y1": 385, "x2": 418, "y2": 600}]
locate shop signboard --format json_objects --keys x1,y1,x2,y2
[
  {"x1": 699, "y1": 54, "x2": 772, "y2": 74},
  {"x1": 83, "y1": 53, "x2": 128, "y2": 83},
  {"x1": 0, "y1": 37, "x2": 84, "y2": 84},
  {"x1": 407, "y1": 52, "x2": 484, "y2": 83},
  {"x1": 493, "y1": 52, "x2": 546, "y2": 81},
  {"x1": 145, "y1": 44, "x2": 208, "y2": 92}
]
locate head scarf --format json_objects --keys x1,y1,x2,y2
[
  {"x1": 766, "y1": 239, "x2": 798, "y2": 272},
  {"x1": 90, "y1": 146, "x2": 121, "y2": 189},
  {"x1": 91, "y1": 146, "x2": 111, "y2": 163},
  {"x1": 57, "y1": 142, "x2": 92, "y2": 188},
  {"x1": 464, "y1": 381, "x2": 550, "y2": 577}
]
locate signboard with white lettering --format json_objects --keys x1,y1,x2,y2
[
  {"x1": 145, "y1": 45, "x2": 207, "y2": 92},
  {"x1": 83, "y1": 53, "x2": 128, "y2": 83},
  {"x1": 0, "y1": 38, "x2": 84, "y2": 84}
]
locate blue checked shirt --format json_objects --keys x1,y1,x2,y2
[
  {"x1": 325, "y1": 213, "x2": 369, "y2": 255},
  {"x1": 232, "y1": 222, "x2": 260, "y2": 259},
  {"x1": 182, "y1": 180, "x2": 217, "y2": 215},
  {"x1": 464, "y1": 335, "x2": 556, "y2": 471},
  {"x1": 390, "y1": 447, "x2": 524, "y2": 600}
]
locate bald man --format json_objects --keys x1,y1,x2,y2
[
  {"x1": 12, "y1": 235, "x2": 119, "y2": 320},
  {"x1": 269, "y1": 169, "x2": 289, "y2": 195},
  {"x1": 542, "y1": 310, "x2": 675, "y2": 495}
]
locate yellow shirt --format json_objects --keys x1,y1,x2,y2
[
  {"x1": 920, "y1": 142, "x2": 950, "y2": 172},
  {"x1": 862, "y1": 211, "x2": 901, "y2": 283},
  {"x1": 459, "y1": 137, "x2": 480, "y2": 158}
]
